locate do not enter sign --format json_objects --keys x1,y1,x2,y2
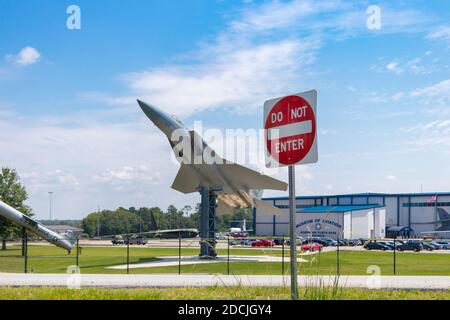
[{"x1": 264, "y1": 90, "x2": 318, "y2": 168}]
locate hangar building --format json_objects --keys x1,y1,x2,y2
[{"x1": 253, "y1": 192, "x2": 450, "y2": 239}]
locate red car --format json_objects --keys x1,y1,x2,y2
[
  {"x1": 230, "y1": 232, "x2": 249, "y2": 238},
  {"x1": 251, "y1": 239, "x2": 274, "y2": 247},
  {"x1": 301, "y1": 242, "x2": 323, "y2": 252}
]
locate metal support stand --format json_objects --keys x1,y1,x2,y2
[
  {"x1": 288, "y1": 166, "x2": 298, "y2": 300},
  {"x1": 199, "y1": 186, "x2": 219, "y2": 259}
]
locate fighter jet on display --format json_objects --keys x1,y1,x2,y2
[{"x1": 136, "y1": 99, "x2": 288, "y2": 211}]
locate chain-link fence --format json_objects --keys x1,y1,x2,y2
[{"x1": 1, "y1": 236, "x2": 449, "y2": 277}]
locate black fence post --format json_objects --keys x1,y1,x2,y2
[
  {"x1": 393, "y1": 237, "x2": 397, "y2": 275},
  {"x1": 76, "y1": 237, "x2": 79, "y2": 267},
  {"x1": 126, "y1": 236, "x2": 130, "y2": 275},
  {"x1": 24, "y1": 232, "x2": 28, "y2": 274},
  {"x1": 178, "y1": 232, "x2": 181, "y2": 275},
  {"x1": 227, "y1": 234, "x2": 230, "y2": 275},
  {"x1": 21, "y1": 227, "x2": 26, "y2": 257},
  {"x1": 336, "y1": 234, "x2": 340, "y2": 276},
  {"x1": 282, "y1": 238, "x2": 285, "y2": 275}
]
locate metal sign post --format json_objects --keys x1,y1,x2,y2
[
  {"x1": 288, "y1": 166, "x2": 298, "y2": 299},
  {"x1": 264, "y1": 89, "x2": 318, "y2": 301}
]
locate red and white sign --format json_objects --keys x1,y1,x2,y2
[{"x1": 264, "y1": 90, "x2": 318, "y2": 168}]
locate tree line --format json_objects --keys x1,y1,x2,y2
[{"x1": 81, "y1": 204, "x2": 252, "y2": 237}]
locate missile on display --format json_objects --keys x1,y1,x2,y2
[
  {"x1": 136, "y1": 99, "x2": 288, "y2": 210},
  {"x1": 0, "y1": 199, "x2": 73, "y2": 252}
]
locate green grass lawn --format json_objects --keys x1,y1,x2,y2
[
  {"x1": 0, "y1": 286, "x2": 449, "y2": 300},
  {"x1": 1, "y1": 245, "x2": 449, "y2": 276}
]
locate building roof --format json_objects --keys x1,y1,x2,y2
[
  {"x1": 48, "y1": 225, "x2": 83, "y2": 233},
  {"x1": 263, "y1": 191, "x2": 450, "y2": 201},
  {"x1": 297, "y1": 204, "x2": 383, "y2": 213}
]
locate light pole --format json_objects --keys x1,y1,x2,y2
[{"x1": 48, "y1": 192, "x2": 54, "y2": 220}]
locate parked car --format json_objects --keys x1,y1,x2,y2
[
  {"x1": 310, "y1": 237, "x2": 336, "y2": 246},
  {"x1": 285, "y1": 236, "x2": 306, "y2": 246},
  {"x1": 358, "y1": 238, "x2": 369, "y2": 245},
  {"x1": 125, "y1": 235, "x2": 148, "y2": 245},
  {"x1": 251, "y1": 239, "x2": 274, "y2": 247},
  {"x1": 421, "y1": 242, "x2": 435, "y2": 251},
  {"x1": 215, "y1": 232, "x2": 228, "y2": 240},
  {"x1": 272, "y1": 238, "x2": 285, "y2": 246},
  {"x1": 430, "y1": 241, "x2": 448, "y2": 249},
  {"x1": 345, "y1": 239, "x2": 360, "y2": 246},
  {"x1": 301, "y1": 242, "x2": 323, "y2": 252},
  {"x1": 230, "y1": 232, "x2": 249, "y2": 238},
  {"x1": 434, "y1": 241, "x2": 450, "y2": 249},
  {"x1": 111, "y1": 235, "x2": 125, "y2": 245},
  {"x1": 377, "y1": 241, "x2": 395, "y2": 250},
  {"x1": 231, "y1": 238, "x2": 253, "y2": 246},
  {"x1": 363, "y1": 240, "x2": 390, "y2": 251},
  {"x1": 396, "y1": 240, "x2": 423, "y2": 252}
]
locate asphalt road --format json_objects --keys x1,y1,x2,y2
[{"x1": 1, "y1": 273, "x2": 449, "y2": 290}]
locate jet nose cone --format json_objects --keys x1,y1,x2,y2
[{"x1": 137, "y1": 99, "x2": 160, "y2": 123}]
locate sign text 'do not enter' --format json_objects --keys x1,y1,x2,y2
[{"x1": 264, "y1": 91, "x2": 317, "y2": 167}]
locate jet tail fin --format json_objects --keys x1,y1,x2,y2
[
  {"x1": 437, "y1": 208, "x2": 450, "y2": 221},
  {"x1": 149, "y1": 211, "x2": 158, "y2": 231}
]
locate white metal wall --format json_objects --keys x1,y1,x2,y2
[{"x1": 257, "y1": 194, "x2": 450, "y2": 236}]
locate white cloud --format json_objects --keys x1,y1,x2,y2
[
  {"x1": 229, "y1": 0, "x2": 344, "y2": 33},
  {"x1": 6, "y1": 47, "x2": 41, "y2": 66},
  {"x1": 91, "y1": 1, "x2": 431, "y2": 118},
  {"x1": 387, "y1": 62, "x2": 402, "y2": 74},
  {"x1": 0, "y1": 113, "x2": 198, "y2": 219},
  {"x1": 411, "y1": 79, "x2": 450, "y2": 98},
  {"x1": 385, "y1": 175, "x2": 396, "y2": 181},
  {"x1": 119, "y1": 38, "x2": 319, "y2": 116},
  {"x1": 427, "y1": 26, "x2": 450, "y2": 45}
]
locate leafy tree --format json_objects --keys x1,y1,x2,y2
[
  {"x1": 80, "y1": 203, "x2": 253, "y2": 237},
  {"x1": 0, "y1": 168, "x2": 33, "y2": 250}
]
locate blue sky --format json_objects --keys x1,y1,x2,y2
[{"x1": 1, "y1": 0, "x2": 450, "y2": 219}]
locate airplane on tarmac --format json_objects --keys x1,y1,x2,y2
[
  {"x1": 420, "y1": 208, "x2": 450, "y2": 236},
  {"x1": 136, "y1": 99, "x2": 288, "y2": 212}
]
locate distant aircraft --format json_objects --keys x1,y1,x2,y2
[
  {"x1": 136, "y1": 99, "x2": 288, "y2": 211},
  {"x1": 147, "y1": 211, "x2": 198, "y2": 239},
  {"x1": 420, "y1": 208, "x2": 450, "y2": 235},
  {"x1": 436, "y1": 208, "x2": 450, "y2": 231}
]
